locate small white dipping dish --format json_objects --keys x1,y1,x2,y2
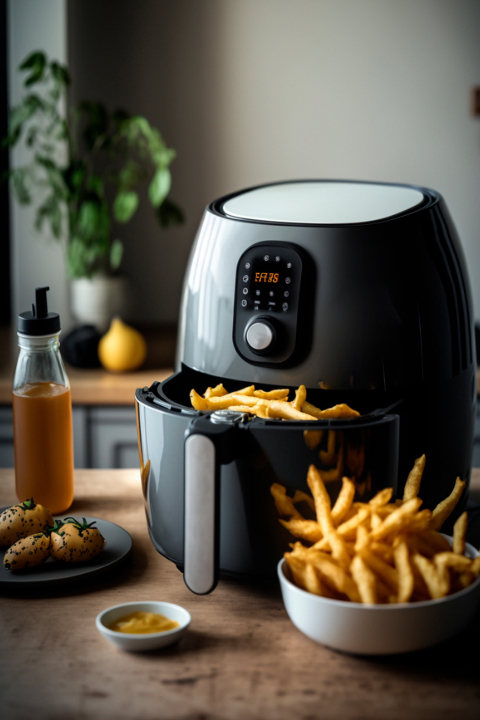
[
  {"x1": 278, "y1": 537, "x2": 480, "y2": 655},
  {"x1": 96, "y1": 601, "x2": 191, "y2": 652}
]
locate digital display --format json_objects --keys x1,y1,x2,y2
[{"x1": 254, "y1": 272, "x2": 279, "y2": 283}]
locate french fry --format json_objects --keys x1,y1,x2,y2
[
  {"x1": 291, "y1": 385, "x2": 307, "y2": 411},
  {"x1": 307, "y1": 465, "x2": 335, "y2": 536},
  {"x1": 429, "y1": 477, "x2": 466, "y2": 531},
  {"x1": 302, "y1": 401, "x2": 360, "y2": 420},
  {"x1": 453, "y1": 511, "x2": 468, "y2": 555},
  {"x1": 204, "y1": 383, "x2": 228, "y2": 399},
  {"x1": 350, "y1": 555, "x2": 377, "y2": 604},
  {"x1": 253, "y1": 388, "x2": 289, "y2": 399},
  {"x1": 369, "y1": 498, "x2": 423, "y2": 541},
  {"x1": 369, "y1": 487, "x2": 394, "y2": 508},
  {"x1": 334, "y1": 507, "x2": 370, "y2": 540},
  {"x1": 354, "y1": 524, "x2": 370, "y2": 553},
  {"x1": 360, "y1": 549, "x2": 398, "y2": 594},
  {"x1": 292, "y1": 488, "x2": 316, "y2": 512},
  {"x1": 393, "y1": 541, "x2": 414, "y2": 603},
  {"x1": 279, "y1": 518, "x2": 323, "y2": 543},
  {"x1": 331, "y1": 477, "x2": 356, "y2": 526},
  {"x1": 270, "y1": 483, "x2": 302, "y2": 519},
  {"x1": 190, "y1": 387, "x2": 256, "y2": 410},
  {"x1": 403, "y1": 454, "x2": 426, "y2": 501},
  {"x1": 309, "y1": 553, "x2": 361, "y2": 602},
  {"x1": 304, "y1": 430, "x2": 324, "y2": 450},
  {"x1": 412, "y1": 553, "x2": 450, "y2": 599},
  {"x1": 320, "y1": 430, "x2": 337, "y2": 466},
  {"x1": 433, "y1": 552, "x2": 472, "y2": 571}
]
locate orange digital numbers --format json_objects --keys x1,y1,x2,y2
[{"x1": 255, "y1": 272, "x2": 279, "y2": 283}]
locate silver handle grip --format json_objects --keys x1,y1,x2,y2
[{"x1": 184, "y1": 434, "x2": 218, "y2": 594}]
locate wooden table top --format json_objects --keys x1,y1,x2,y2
[{"x1": 1, "y1": 468, "x2": 480, "y2": 720}]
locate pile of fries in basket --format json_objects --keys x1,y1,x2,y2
[
  {"x1": 271, "y1": 456, "x2": 480, "y2": 603},
  {"x1": 190, "y1": 383, "x2": 360, "y2": 421}
]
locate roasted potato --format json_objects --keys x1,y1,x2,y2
[
  {"x1": 4, "y1": 532, "x2": 51, "y2": 571},
  {"x1": 50, "y1": 518, "x2": 105, "y2": 563},
  {"x1": 0, "y1": 499, "x2": 53, "y2": 547}
]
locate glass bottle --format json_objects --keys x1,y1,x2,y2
[{"x1": 12, "y1": 286, "x2": 74, "y2": 514}]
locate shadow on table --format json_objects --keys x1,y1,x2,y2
[
  {"x1": 362, "y1": 605, "x2": 480, "y2": 682},
  {"x1": 0, "y1": 540, "x2": 148, "y2": 599}
]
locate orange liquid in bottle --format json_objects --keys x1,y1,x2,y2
[{"x1": 12, "y1": 382, "x2": 74, "y2": 514}]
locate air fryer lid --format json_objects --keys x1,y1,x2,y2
[{"x1": 222, "y1": 181, "x2": 425, "y2": 225}]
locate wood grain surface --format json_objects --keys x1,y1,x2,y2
[{"x1": 1, "y1": 468, "x2": 480, "y2": 720}]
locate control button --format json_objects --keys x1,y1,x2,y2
[
  {"x1": 284, "y1": 291, "x2": 289, "y2": 298},
  {"x1": 243, "y1": 274, "x2": 249, "y2": 282},
  {"x1": 243, "y1": 288, "x2": 248, "y2": 295},
  {"x1": 287, "y1": 262, "x2": 292, "y2": 268},
  {"x1": 285, "y1": 277, "x2": 291, "y2": 284},
  {"x1": 282, "y1": 303, "x2": 289, "y2": 312},
  {"x1": 245, "y1": 262, "x2": 250, "y2": 269},
  {"x1": 256, "y1": 289, "x2": 261, "y2": 296},
  {"x1": 275, "y1": 256, "x2": 280, "y2": 262},
  {"x1": 264, "y1": 255, "x2": 269, "y2": 261},
  {"x1": 269, "y1": 291, "x2": 274, "y2": 297},
  {"x1": 246, "y1": 322, "x2": 274, "y2": 351},
  {"x1": 241, "y1": 299, "x2": 247, "y2": 307}
]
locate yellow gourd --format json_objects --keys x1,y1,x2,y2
[{"x1": 98, "y1": 317, "x2": 147, "y2": 372}]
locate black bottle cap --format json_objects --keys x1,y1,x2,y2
[{"x1": 17, "y1": 287, "x2": 61, "y2": 336}]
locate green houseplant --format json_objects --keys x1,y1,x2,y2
[{"x1": 4, "y1": 51, "x2": 184, "y2": 327}]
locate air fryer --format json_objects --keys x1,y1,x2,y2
[{"x1": 136, "y1": 180, "x2": 476, "y2": 594}]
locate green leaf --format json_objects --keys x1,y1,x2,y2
[
  {"x1": 10, "y1": 168, "x2": 32, "y2": 204},
  {"x1": 113, "y1": 190, "x2": 139, "y2": 223},
  {"x1": 118, "y1": 160, "x2": 142, "y2": 190},
  {"x1": 6, "y1": 95, "x2": 45, "y2": 145},
  {"x1": 50, "y1": 61, "x2": 70, "y2": 86},
  {"x1": 86, "y1": 174, "x2": 104, "y2": 197},
  {"x1": 35, "y1": 194, "x2": 58, "y2": 231},
  {"x1": 148, "y1": 167, "x2": 171, "y2": 207},
  {"x1": 67, "y1": 237, "x2": 88, "y2": 278},
  {"x1": 22, "y1": 52, "x2": 47, "y2": 87},
  {"x1": 50, "y1": 205, "x2": 62, "y2": 238},
  {"x1": 110, "y1": 239, "x2": 124, "y2": 271},
  {"x1": 19, "y1": 52, "x2": 46, "y2": 71},
  {"x1": 78, "y1": 200, "x2": 101, "y2": 239},
  {"x1": 35, "y1": 155, "x2": 68, "y2": 200},
  {"x1": 155, "y1": 198, "x2": 185, "y2": 228}
]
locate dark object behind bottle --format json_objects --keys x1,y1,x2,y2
[{"x1": 62, "y1": 325, "x2": 101, "y2": 368}]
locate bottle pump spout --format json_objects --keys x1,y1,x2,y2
[{"x1": 34, "y1": 286, "x2": 50, "y2": 319}]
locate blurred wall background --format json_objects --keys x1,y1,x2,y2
[{"x1": 8, "y1": 0, "x2": 480, "y2": 327}]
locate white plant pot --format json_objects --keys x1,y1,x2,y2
[{"x1": 70, "y1": 276, "x2": 128, "y2": 333}]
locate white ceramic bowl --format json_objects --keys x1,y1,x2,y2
[
  {"x1": 96, "y1": 601, "x2": 191, "y2": 652},
  {"x1": 278, "y1": 537, "x2": 480, "y2": 655}
]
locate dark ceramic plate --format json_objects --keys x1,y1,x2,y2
[{"x1": 0, "y1": 515, "x2": 132, "y2": 587}]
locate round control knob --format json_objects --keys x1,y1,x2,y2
[{"x1": 246, "y1": 320, "x2": 275, "y2": 352}]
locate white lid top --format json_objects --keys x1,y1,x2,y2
[{"x1": 222, "y1": 181, "x2": 425, "y2": 225}]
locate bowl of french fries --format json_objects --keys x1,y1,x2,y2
[{"x1": 276, "y1": 459, "x2": 480, "y2": 655}]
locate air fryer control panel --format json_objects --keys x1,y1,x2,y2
[{"x1": 233, "y1": 242, "x2": 311, "y2": 365}]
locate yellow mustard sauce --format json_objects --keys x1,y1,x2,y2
[{"x1": 108, "y1": 611, "x2": 180, "y2": 634}]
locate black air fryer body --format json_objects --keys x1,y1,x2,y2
[{"x1": 136, "y1": 180, "x2": 476, "y2": 594}]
